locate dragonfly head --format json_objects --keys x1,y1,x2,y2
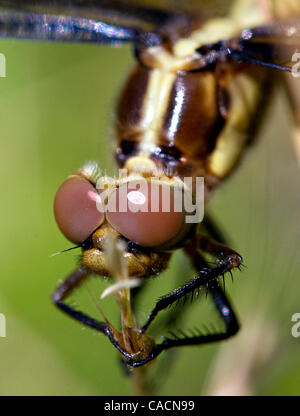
[{"x1": 53, "y1": 162, "x2": 196, "y2": 278}]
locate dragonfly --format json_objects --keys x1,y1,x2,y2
[{"x1": 0, "y1": 0, "x2": 299, "y2": 370}]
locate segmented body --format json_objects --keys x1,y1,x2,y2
[{"x1": 115, "y1": 11, "x2": 270, "y2": 196}]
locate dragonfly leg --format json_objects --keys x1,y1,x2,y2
[
  {"x1": 111, "y1": 233, "x2": 242, "y2": 368},
  {"x1": 52, "y1": 266, "x2": 108, "y2": 334},
  {"x1": 140, "y1": 234, "x2": 242, "y2": 333},
  {"x1": 52, "y1": 266, "x2": 148, "y2": 363},
  {"x1": 126, "y1": 279, "x2": 239, "y2": 368},
  {"x1": 147, "y1": 215, "x2": 229, "y2": 336}
]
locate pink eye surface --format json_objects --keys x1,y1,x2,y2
[
  {"x1": 54, "y1": 176, "x2": 104, "y2": 243},
  {"x1": 106, "y1": 181, "x2": 185, "y2": 247}
]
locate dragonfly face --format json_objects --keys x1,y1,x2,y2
[
  {"x1": 53, "y1": 163, "x2": 186, "y2": 278},
  {"x1": 1, "y1": 0, "x2": 299, "y2": 370}
]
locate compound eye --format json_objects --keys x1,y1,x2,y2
[
  {"x1": 54, "y1": 176, "x2": 104, "y2": 243},
  {"x1": 106, "y1": 181, "x2": 185, "y2": 247}
]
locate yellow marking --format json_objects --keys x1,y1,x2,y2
[
  {"x1": 139, "y1": 68, "x2": 176, "y2": 153},
  {"x1": 124, "y1": 156, "x2": 158, "y2": 175},
  {"x1": 208, "y1": 73, "x2": 261, "y2": 178},
  {"x1": 174, "y1": 0, "x2": 267, "y2": 58},
  {"x1": 139, "y1": 0, "x2": 273, "y2": 155},
  {"x1": 143, "y1": 46, "x2": 200, "y2": 71},
  {"x1": 230, "y1": 0, "x2": 271, "y2": 24},
  {"x1": 134, "y1": 0, "x2": 286, "y2": 177}
]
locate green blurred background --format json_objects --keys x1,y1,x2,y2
[{"x1": 0, "y1": 2, "x2": 300, "y2": 396}]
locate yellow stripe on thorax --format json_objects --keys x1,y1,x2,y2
[
  {"x1": 173, "y1": 0, "x2": 267, "y2": 58},
  {"x1": 208, "y1": 73, "x2": 262, "y2": 178},
  {"x1": 139, "y1": 68, "x2": 176, "y2": 154}
]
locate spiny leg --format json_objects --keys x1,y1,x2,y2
[
  {"x1": 125, "y1": 234, "x2": 242, "y2": 367},
  {"x1": 149, "y1": 222, "x2": 231, "y2": 335},
  {"x1": 146, "y1": 214, "x2": 229, "y2": 335},
  {"x1": 52, "y1": 267, "x2": 155, "y2": 364},
  {"x1": 148, "y1": 272, "x2": 195, "y2": 336},
  {"x1": 52, "y1": 266, "x2": 108, "y2": 334},
  {"x1": 127, "y1": 279, "x2": 239, "y2": 368},
  {"x1": 138, "y1": 271, "x2": 195, "y2": 391},
  {"x1": 52, "y1": 237, "x2": 241, "y2": 368},
  {"x1": 141, "y1": 234, "x2": 242, "y2": 333},
  {"x1": 157, "y1": 280, "x2": 239, "y2": 349}
]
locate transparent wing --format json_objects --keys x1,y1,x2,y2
[
  {"x1": 230, "y1": 0, "x2": 300, "y2": 71},
  {"x1": 227, "y1": 20, "x2": 300, "y2": 72},
  {"x1": 233, "y1": 12, "x2": 300, "y2": 163},
  {"x1": 0, "y1": 1, "x2": 240, "y2": 46},
  {"x1": 0, "y1": 0, "x2": 181, "y2": 46},
  {"x1": 0, "y1": 0, "x2": 175, "y2": 28}
]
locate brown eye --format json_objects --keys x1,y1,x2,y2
[
  {"x1": 54, "y1": 176, "x2": 105, "y2": 243},
  {"x1": 106, "y1": 181, "x2": 185, "y2": 247}
]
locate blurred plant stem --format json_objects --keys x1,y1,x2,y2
[{"x1": 103, "y1": 235, "x2": 152, "y2": 395}]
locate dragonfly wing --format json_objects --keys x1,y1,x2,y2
[
  {"x1": 0, "y1": 0, "x2": 176, "y2": 28},
  {"x1": 0, "y1": 0, "x2": 179, "y2": 45},
  {"x1": 230, "y1": 20, "x2": 300, "y2": 72},
  {"x1": 0, "y1": 8, "x2": 163, "y2": 45}
]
